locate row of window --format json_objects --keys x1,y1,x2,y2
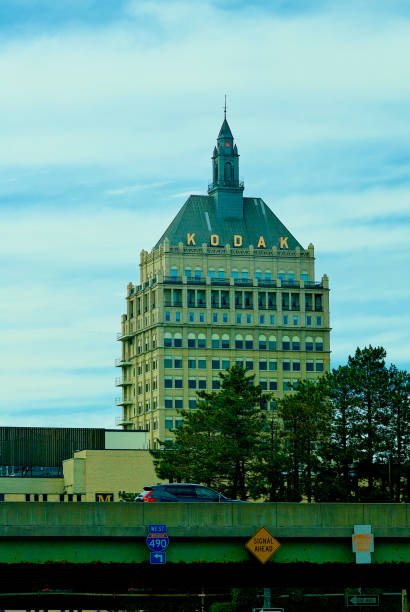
[
  {"x1": 163, "y1": 365, "x2": 324, "y2": 389},
  {"x1": 164, "y1": 357, "x2": 324, "y2": 372},
  {"x1": 166, "y1": 311, "x2": 323, "y2": 326},
  {"x1": 164, "y1": 333, "x2": 324, "y2": 351},
  {"x1": 170, "y1": 267, "x2": 310, "y2": 282},
  {"x1": 22, "y1": 494, "x2": 83, "y2": 502}
]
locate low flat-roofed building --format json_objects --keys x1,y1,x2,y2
[{"x1": 0, "y1": 427, "x2": 157, "y2": 501}]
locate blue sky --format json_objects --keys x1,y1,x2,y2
[{"x1": 1, "y1": 0, "x2": 409, "y2": 427}]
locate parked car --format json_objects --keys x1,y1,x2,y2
[{"x1": 134, "y1": 483, "x2": 242, "y2": 502}]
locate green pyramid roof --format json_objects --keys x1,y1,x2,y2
[
  {"x1": 218, "y1": 118, "x2": 233, "y2": 139},
  {"x1": 154, "y1": 195, "x2": 303, "y2": 250}
]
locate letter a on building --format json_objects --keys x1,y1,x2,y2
[{"x1": 245, "y1": 526, "x2": 280, "y2": 564}]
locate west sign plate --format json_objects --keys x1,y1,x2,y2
[{"x1": 245, "y1": 526, "x2": 280, "y2": 564}]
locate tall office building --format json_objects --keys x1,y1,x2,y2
[{"x1": 116, "y1": 116, "x2": 330, "y2": 447}]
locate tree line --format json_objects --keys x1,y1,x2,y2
[{"x1": 151, "y1": 346, "x2": 410, "y2": 502}]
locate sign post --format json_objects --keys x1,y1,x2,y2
[
  {"x1": 146, "y1": 524, "x2": 169, "y2": 565},
  {"x1": 345, "y1": 594, "x2": 379, "y2": 607},
  {"x1": 245, "y1": 527, "x2": 280, "y2": 565},
  {"x1": 352, "y1": 525, "x2": 374, "y2": 564}
]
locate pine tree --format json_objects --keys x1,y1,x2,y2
[{"x1": 151, "y1": 365, "x2": 269, "y2": 499}]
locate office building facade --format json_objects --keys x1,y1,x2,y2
[{"x1": 116, "y1": 117, "x2": 330, "y2": 447}]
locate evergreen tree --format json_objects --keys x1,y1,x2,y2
[
  {"x1": 151, "y1": 365, "x2": 269, "y2": 499},
  {"x1": 278, "y1": 378, "x2": 331, "y2": 502},
  {"x1": 347, "y1": 346, "x2": 390, "y2": 498},
  {"x1": 386, "y1": 365, "x2": 410, "y2": 501}
]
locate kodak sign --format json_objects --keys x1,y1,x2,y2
[{"x1": 186, "y1": 234, "x2": 289, "y2": 249}]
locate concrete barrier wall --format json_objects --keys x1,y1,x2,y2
[{"x1": 0, "y1": 502, "x2": 408, "y2": 539}]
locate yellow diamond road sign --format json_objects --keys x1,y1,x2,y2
[{"x1": 245, "y1": 526, "x2": 280, "y2": 564}]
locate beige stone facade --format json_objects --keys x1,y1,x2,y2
[{"x1": 117, "y1": 240, "x2": 330, "y2": 447}]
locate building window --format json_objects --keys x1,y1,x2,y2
[
  {"x1": 165, "y1": 418, "x2": 173, "y2": 430},
  {"x1": 185, "y1": 268, "x2": 192, "y2": 278},
  {"x1": 269, "y1": 360, "x2": 277, "y2": 371},
  {"x1": 170, "y1": 267, "x2": 178, "y2": 278},
  {"x1": 189, "y1": 378, "x2": 197, "y2": 389},
  {"x1": 212, "y1": 378, "x2": 220, "y2": 389},
  {"x1": 174, "y1": 377, "x2": 183, "y2": 388},
  {"x1": 246, "y1": 314, "x2": 252, "y2": 324},
  {"x1": 188, "y1": 359, "x2": 196, "y2": 369},
  {"x1": 188, "y1": 333, "x2": 196, "y2": 348},
  {"x1": 222, "y1": 313, "x2": 229, "y2": 323},
  {"x1": 259, "y1": 360, "x2": 267, "y2": 371},
  {"x1": 175, "y1": 311, "x2": 181, "y2": 322},
  {"x1": 235, "y1": 359, "x2": 243, "y2": 367},
  {"x1": 164, "y1": 357, "x2": 172, "y2": 368},
  {"x1": 269, "y1": 380, "x2": 277, "y2": 391},
  {"x1": 316, "y1": 316, "x2": 322, "y2": 326},
  {"x1": 199, "y1": 313, "x2": 205, "y2": 323},
  {"x1": 282, "y1": 336, "x2": 290, "y2": 351},
  {"x1": 259, "y1": 335, "x2": 267, "y2": 350},
  {"x1": 245, "y1": 360, "x2": 254, "y2": 370},
  {"x1": 189, "y1": 312, "x2": 195, "y2": 322},
  {"x1": 293, "y1": 315, "x2": 299, "y2": 325},
  {"x1": 198, "y1": 359, "x2": 206, "y2": 369},
  {"x1": 189, "y1": 398, "x2": 197, "y2": 409},
  {"x1": 174, "y1": 358, "x2": 183, "y2": 368},
  {"x1": 278, "y1": 271, "x2": 285, "y2": 281},
  {"x1": 306, "y1": 361, "x2": 314, "y2": 372},
  {"x1": 283, "y1": 359, "x2": 291, "y2": 371},
  {"x1": 212, "y1": 334, "x2": 220, "y2": 349},
  {"x1": 255, "y1": 269, "x2": 262, "y2": 281},
  {"x1": 164, "y1": 333, "x2": 172, "y2": 347},
  {"x1": 165, "y1": 397, "x2": 173, "y2": 408},
  {"x1": 306, "y1": 315, "x2": 312, "y2": 326},
  {"x1": 301, "y1": 272, "x2": 308, "y2": 283},
  {"x1": 208, "y1": 268, "x2": 215, "y2": 279},
  {"x1": 282, "y1": 315, "x2": 288, "y2": 325},
  {"x1": 195, "y1": 268, "x2": 202, "y2": 279},
  {"x1": 165, "y1": 311, "x2": 171, "y2": 322},
  {"x1": 175, "y1": 398, "x2": 183, "y2": 409},
  {"x1": 218, "y1": 269, "x2": 225, "y2": 279},
  {"x1": 268, "y1": 335, "x2": 276, "y2": 350},
  {"x1": 222, "y1": 334, "x2": 230, "y2": 349},
  {"x1": 293, "y1": 360, "x2": 301, "y2": 371},
  {"x1": 292, "y1": 336, "x2": 300, "y2": 351},
  {"x1": 212, "y1": 359, "x2": 220, "y2": 369},
  {"x1": 315, "y1": 337, "x2": 324, "y2": 351},
  {"x1": 260, "y1": 314, "x2": 265, "y2": 324},
  {"x1": 164, "y1": 377, "x2": 172, "y2": 388},
  {"x1": 265, "y1": 270, "x2": 272, "y2": 281},
  {"x1": 245, "y1": 335, "x2": 253, "y2": 349},
  {"x1": 316, "y1": 360, "x2": 324, "y2": 372},
  {"x1": 198, "y1": 378, "x2": 207, "y2": 389},
  {"x1": 198, "y1": 334, "x2": 206, "y2": 348},
  {"x1": 212, "y1": 313, "x2": 218, "y2": 323},
  {"x1": 235, "y1": 335, "x2": 243, "y2": 349},
  {"x1": 306, "y1": 336, "x2": 314, "y2": 351},
  {"x1": 236, "y1": 314, "x2": 242, "y2": 324},
  {"x1": 241, "y1": 269, "x2": 248, "y2": 280},
  {"x1": 25, "y1": 494, "x2": 30, "y2": 502},
  {"x1": 174, "y1": 333, "x2": 182, "y2": 347},
  {"x1": 283, "y1": 379, "x2": 291, "y2": 392},
  {"x1": 175, "y1": 417, "x2": 183, "y2": 428},
  {"x1": 232, "y1": 269, "x2": 239, "y2": 280},
  {"x1": 288, "y1": 272, "x2": 295, "y2": 282},
  {"x1": 222, "y1": 359, "x2": 230, "y2": 369},
  {"x1": 269, "y1": 315, "x2": 275, "y2": 325},
  {"x1": 259, "y1": 379, "x2": 267, "y2": 390}
]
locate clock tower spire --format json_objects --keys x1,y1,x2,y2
[{"x1": 208, "y1": 107, "x2": 244, "y2": 219}]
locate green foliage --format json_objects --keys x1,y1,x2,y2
[
  {"x1": 208, "y1": 602, "x2": 234, "y2": 612},
  {"x1": 151, "y1": 347, "x2": 410, "y2": 502},
  {"x1": 151, "y1": 364, "x2": 270, "y2": 499}
]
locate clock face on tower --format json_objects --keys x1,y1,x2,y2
[{"x1": 225, "y1": 142, "x2": 230, "y2": 147}]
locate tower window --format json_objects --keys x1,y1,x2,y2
[{"x1": 224, "y1": 162, "x2": 232, "y2": 183}]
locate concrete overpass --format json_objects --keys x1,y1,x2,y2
[{"x1": 0, "y1": 501, "x2": 408, "y2": 600}]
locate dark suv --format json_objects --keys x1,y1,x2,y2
[{"x1": 134, "y1": 483, "x2": 240, "y2": 502}]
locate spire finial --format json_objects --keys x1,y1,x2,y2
[{"x1": 224, "y1": 94, "x2": 227, "y2": 120}]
